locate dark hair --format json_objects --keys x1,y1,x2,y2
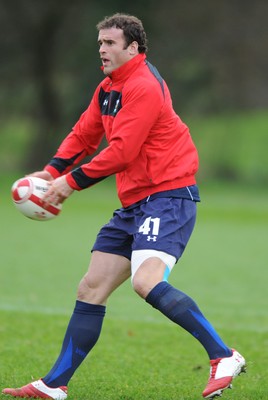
[{"x1": 96, "y1": 13, "x2": 148, "y2": 53}]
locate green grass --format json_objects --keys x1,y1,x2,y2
[
  {"x1": 186, "y1": 110, "x2": 268, "y2": 184},
  {"x1": 1, "y1": 110, "x2": 268, "y2": 186},
  {"x1": 0, "y1": 175, "x2": 268, "y2": 399}
]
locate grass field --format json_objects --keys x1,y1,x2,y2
[{"x1": 0, "y1": 174, "x2": 268, "y2": 399}]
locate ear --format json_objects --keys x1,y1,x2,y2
[{"x1": 128, "y1": 41, "x2": 139, "y2": 55}]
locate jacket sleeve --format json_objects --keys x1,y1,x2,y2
[
  {"x1": 66, "y1": 79, "x2": 165, "y2": 190},
  {"x1": 44, "y1": 85, "x2": 105, "y2": 179}
]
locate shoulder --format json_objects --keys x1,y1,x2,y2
[
  {"x1": 90, "y1": 78, "x2": 111, "y2": 106},
  {"x1": 124, "y1": 61, "x2": 166, "y2": 100},
  {"x1": 96, "y1": 76, "x2": 111, "y2": 93}
]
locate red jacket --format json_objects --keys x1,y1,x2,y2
[{"x1": 45, "y1": 53, "x2": 199, "y2": 208}]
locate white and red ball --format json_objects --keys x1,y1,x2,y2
[{"x1": 11, "y1": 177, "x2": 62, "y2": 221}]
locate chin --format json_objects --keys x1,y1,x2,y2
[
  {"x1": 103, "y1": 64, "x2": 118, "y2": 75},
  {"x1": 102, "y1": 66, "x2": 111, "y2": 75}
]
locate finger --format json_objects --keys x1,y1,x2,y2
[{"x1": 42, "y1": 188, "x2": 57, "y2": 208}]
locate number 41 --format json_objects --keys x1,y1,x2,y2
[{"x1": 139, "y1": 217, "x2": 160, "y2": 235}]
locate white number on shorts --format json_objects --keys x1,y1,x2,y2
[{"x1": 139, "y1": 217, "x2": 160, "y2": 236}]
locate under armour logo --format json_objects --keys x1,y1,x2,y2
[
  {"x1": 103, "y1": 99, "x2": 108, "y2": 106},
  {"x1": 75, "y1": 347, "x2": 87, "y2": 358},
  {"x1": 147, "y1": 236, "x2": 157, "y2": 242}
]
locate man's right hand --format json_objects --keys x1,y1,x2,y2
[{"x1": 27, "y1": 170, "x2": 53, "y2": 181}]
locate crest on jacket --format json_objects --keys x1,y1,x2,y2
[{"x1": 99, "y1": 88, "x2": 122, "y2": 117}]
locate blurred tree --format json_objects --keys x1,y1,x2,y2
[
  {"x1": 1, "y1": 1, "x2": 72, "y2": 168},
  {"x1": 150, "y1": 0, "x2": 268, "y2": 113},
  {"x1": 0, "y1": 0, "x2": 155, "y2": 169},
  {"x1": 0, "y1": 0, "x2": 267, "y2": 171}
]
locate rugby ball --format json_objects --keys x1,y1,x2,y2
[{"x1": 11, "y1": 177, "x2": 62, "y2": 221}]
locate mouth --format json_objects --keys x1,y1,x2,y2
[{"x1": 101, "y1": 58, "x2": 110, "y2": 66}]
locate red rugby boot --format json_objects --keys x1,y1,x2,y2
[
  {"x1": 202, "y1": 349, "x2": 246, "y2": 398},
  {"x1": 2, "y1": 379, "x2": 67, "y2": 399}
]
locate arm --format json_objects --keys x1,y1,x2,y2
[
  {"x1": 66, "y1": 80, "x2": 164, "y2": 190},
  {"x1": 44, "y1": 86, "x2": 105, "y2": 179},
  {"x1": 31, "y1": 85, "x2": 105, "y2": 205}
]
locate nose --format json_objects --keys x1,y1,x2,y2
[{"x1": 99, "y1": 43, "x2": 106, "y2": 54}]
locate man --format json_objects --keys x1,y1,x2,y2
[{"x1": 3, "y1": 13, "x2": 246, "y2": 400}]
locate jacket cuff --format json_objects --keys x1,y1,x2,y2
[
  {"x1": 44, "y1": 165, "x2": 62, "y2": 179},
  {"x1": 65, "y1": 173, "x2": 83, "y2": 191}
]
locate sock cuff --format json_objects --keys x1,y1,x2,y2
[
  {"x1": 145, "y1": 281, "x2": 172, "y2": 307},
  {"x1": 74, "y1": 300, "x2": 106, "y2": 316}
]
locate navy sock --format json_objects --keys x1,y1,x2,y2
[
  {"x1": 146, "y1": 281, "x2": 232, "y2": 360},
  {"x1": 43, "y1": 300, "x2": 106, "y2": 387}
]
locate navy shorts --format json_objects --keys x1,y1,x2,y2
[{"x1": 92, "y1": 197, "x2": 197, "y2": 262}]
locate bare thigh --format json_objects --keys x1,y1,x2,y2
[{"x1": 77, "y1": 251, "x2": 131, "y2": 305}]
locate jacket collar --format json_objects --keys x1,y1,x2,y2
[{"x1": 107, "y1": 53, "x2": 146, "y2": 83}]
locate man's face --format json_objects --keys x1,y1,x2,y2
[{"x1": 98, "y1": 27, "x2": 136, "y2": 75}]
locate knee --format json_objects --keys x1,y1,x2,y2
[
  {"x1": 77, "y1": 273, "x2": 106, "y2": 304},
  {"x1": 77, "y1": 274, "x2": 93, "y2": 301},
  {"x1": 132, "y1": 272, "x2": 148, "y2": 298},
  {"x1": 131, "y1": 259, "x2": 165, "y2": 299},
  {"x1": 131, "y1": 251, "x2": 177, "y2": 299}
]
